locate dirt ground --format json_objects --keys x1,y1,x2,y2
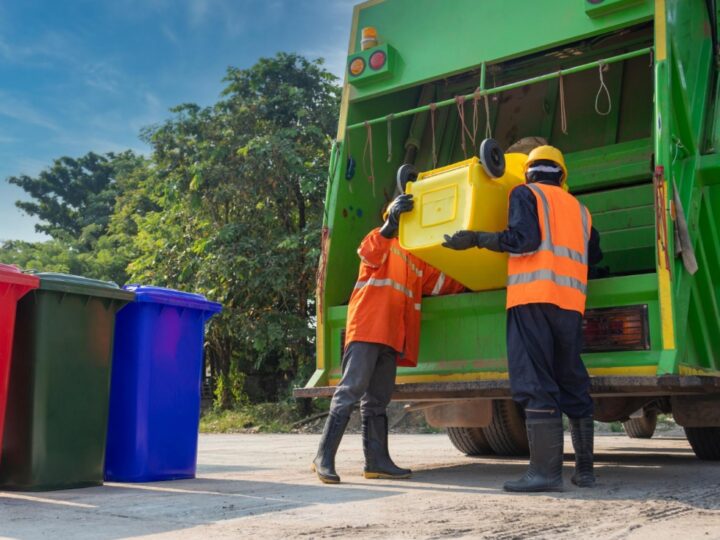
[{"x1": 1, "y1": 433, "x2": 719, "y2": 540}]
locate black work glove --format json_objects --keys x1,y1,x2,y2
[
  {"x1": 442, "y1": 231, "x2": 502, "y2": 251},
  {"x1": 379, "y1": 194, "x2": 414, "y2": 238}
]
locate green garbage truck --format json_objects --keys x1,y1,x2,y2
[{"x1": 295, "y1": 0, "x2": 720, "y2": 460}]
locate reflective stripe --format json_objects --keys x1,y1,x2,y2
[
  {"x1": 430, "y1": 272, "x2": 446, "y2": 296},
  {"x1": 414, "y1": 303, "x2": 422, "y2": 311},
  {"x1": 579, "y1": 203, "x2": 590, "y2": 265},
  {"x1": 510, "y1": 245, "x2": 585, "y2": 263},
  {"x1": 527, "y1": 183, "x2": 553, "y2": 249},
  {"x1": 357, "y1": 251, "x2": 388, "y2": 268},
  {"x1": 507, "y1": 269, "x2": 587, "y2": 294},
  {"x1": 514, "y1": 183, "x2": 587, "y2": 264},
  {"x1": 354, "y1": 277, "x2": 414, "y2": 298},
  {"x1": 390, "y1": 246, "x2": 423, "y2": 277}
]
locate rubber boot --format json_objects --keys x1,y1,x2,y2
[
  {"x1": 503, "y1": 417, "x2": 564, "y2": 493},
  {"x1": 569, "y1": 416, "x2": 595, "y2": 487},
  {"x1": 362, "y1": 414, "x2": 412, "y2": 479},
  {"x1": 311, "y1": 413, "x2": 350, "y2": 484}
]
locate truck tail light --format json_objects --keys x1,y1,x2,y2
[
  {"x1": 582, "y1": 305, "x2": 650, "y2": 352},
  {"x1": 369, "y1": 50, "x2": 387, "y2": 70}
]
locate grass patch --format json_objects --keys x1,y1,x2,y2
[{"x1": 200, "y1": 401, "x2": 326, "y2": 433}]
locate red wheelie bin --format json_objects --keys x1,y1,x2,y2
[{"x1": 0, "y1": 265, "x2": 39, "y2": 462}]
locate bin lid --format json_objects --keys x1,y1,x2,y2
[
  {"x1": 0, "y1": 264, "x2": 40, "y2": 288},
  {"x1": 124, "y1": 285, "x2": 222, "y2": 313},
  {"x1": 36, "y1": 272, "x2": 135, "y2": 301}
]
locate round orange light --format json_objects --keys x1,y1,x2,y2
[{"x1": 349, "y1": 57, "x2": 365, "y2": 76}]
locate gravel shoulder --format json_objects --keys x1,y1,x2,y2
[{"x1": 1, "y1": 433, "x2": 719, "y2": 539}]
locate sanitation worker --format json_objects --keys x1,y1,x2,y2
[
  {"x1": 312, "y1": 192, "x2": 465, "y2": 484},
  {"x1": 443, "y1": 145, "x2": 602, "y2": 492}
]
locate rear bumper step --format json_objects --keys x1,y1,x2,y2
[{"x1": 293, "y1": 375, "x2": 720, "y2": 400}]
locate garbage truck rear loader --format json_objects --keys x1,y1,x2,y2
[{"x1": 295, "y1": 0, "x2": 720, "y2": 460}]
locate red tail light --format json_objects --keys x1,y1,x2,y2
[{"x1": 582, "y1": 305, "x2": 650, "y2": 352}]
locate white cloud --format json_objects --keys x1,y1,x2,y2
[{"x1": 0, "y1": 91, "x2": 60, "y2": 131}]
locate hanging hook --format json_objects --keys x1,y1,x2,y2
[
  {"x1": 471, "y1": 90, "x2": 480, "y2": 150},
  {"x1": 559, "y1": 71, "x2": 568, "y2": 135},
  {"x1": 362, "y1": 121, "x2": 376, "y2": 196},
  {"x1": 386, "y1": 114, "x2": 394, "y2": 163},
  {"x1": 595, "y1": 63, "x2": 612, "y2": 116},
  {"x1": 429, "y1": 103, "x2": 438, "y2": 169},
  {"x1": 455, "y1": 95, "x2": 468, "y2": 158},
  {"x1": 483, "y1": 92, "x2": 492, "y2": 139}
]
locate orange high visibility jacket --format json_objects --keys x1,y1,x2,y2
[
  {"x1": 506, "y1": 183, "x2": 592, "y2": 314},
  {"x1": 345, "y1": 228, "x2": 465, "y2": 367}
]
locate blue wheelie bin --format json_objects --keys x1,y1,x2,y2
[{"x1": 105, "y1": 285, "x2": 221, "y2": 482}]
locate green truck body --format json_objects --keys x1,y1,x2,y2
[{"x1": 297, "y1": 0, "x2": 720, "y2": 458}]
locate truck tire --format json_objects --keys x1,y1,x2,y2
[
  {"x1": 446, "y1": 427, "x2": 494, "y2": 456},
  {"x1": 684, "y1": 427, "x2": 720, "y2": 460},
  {"x1": 483, "y1": 400, "x2": 529, "y2": 456},
  {"x1": 623, "y1": 411, "x2": 657, "y2": 439}
]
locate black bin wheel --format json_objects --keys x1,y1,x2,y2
[
  {"x1": 479, "y1": 138, "x2": 506, "y2": 179},
  {"x1": 684, "y1": 426, "x2": 720, "y2": 460},
  {"x1": 623, "y1": 410, "x2": 657, "y2": 439},
  {"x1": 447, "y1": 427, "x2": 494, "y2": 456}
]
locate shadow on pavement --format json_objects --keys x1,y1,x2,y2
[{"x1": 0, "y1": 476, "x2": 401, "y2": 540}]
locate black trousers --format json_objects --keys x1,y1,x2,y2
[
  {"x1": 507, "y1": 303, "x2": 593, "y2": 420},
  {"x1": 329, "y1": 341, "x2": 397, "y2": 418}
]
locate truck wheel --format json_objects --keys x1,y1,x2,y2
[
  {"x1": 483, "y1": 400, "x2": 529, "y2": 456},
  {"x1": 446, "y1": 427, "x2": 494, "y2": 456},
  {"x1": 623, "y1": 411, "x2": 657, "y2": 439},
  {"x1": 684, "y1": 427, "x2": 720, "y2": 460}
]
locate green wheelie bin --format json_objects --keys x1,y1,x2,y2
[{"x1": 0, "y1": 273, "x2": 134, "y2": 491}]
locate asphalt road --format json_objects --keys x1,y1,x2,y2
[{"x1": 1, "y1": 433, "x2": 719, "y2": 539}]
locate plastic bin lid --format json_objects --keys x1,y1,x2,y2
[
  {"x1": 124, "y1": 285, "x2": 222, "y2": 313},
  {"x1": 36, "y1": 272, "x2": 135, "y2": 301},
  {"x1": 0, "y1": 264, "x2": 40, "y2": 288}
]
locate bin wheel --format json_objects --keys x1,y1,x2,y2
[
  {"x1": 479, "y1": 138, "x2": 506, "y2": 179},
  {"x1": 483, "y1": 400, "x2": 529, "y2": 456},
  {"x1": 684, "y1": 426, "x2": 720, "y2": 460},
  {"x1": 623, "y1": 410, "x2": 657, "y2": 439},
  {"x1": 446, "y1": 427, "x2": 494, "y2": 456}
]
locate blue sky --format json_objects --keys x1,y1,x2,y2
[{"x1": 0, "y1": 0, "x2": 354, "y2": 242}]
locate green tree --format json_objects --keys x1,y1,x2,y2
[
  {"x1": 124, "y1": 53, "x2": 340, "y2": 407},
  {"x1": 8, "y1": 151, "x2": 146, "y2": 249}
]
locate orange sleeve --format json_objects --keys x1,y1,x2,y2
[
  {"x1": 357, "y1": 228, "x2": 392, "y2": 268},
  {"x1": 421, "y1": 263, "x2": 467, "y2": 296}
]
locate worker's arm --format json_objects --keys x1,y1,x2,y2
[
  {"x1": 357, "y1": 228, "x2": 392, "y2": 268},
  {"x1": 421, "y1": 264, "x2": 467, "y2": 296},
  {"x1": 442, "y1": 185, "x2": 540, "y2": 253}
]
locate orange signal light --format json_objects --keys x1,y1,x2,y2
[{"x1": 349, "y1": 57, "x2": 365, "y2": 76}]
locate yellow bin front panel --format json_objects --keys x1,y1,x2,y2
[{"x1": 399, "y1": 155, "x2": 525, "y2": 291}]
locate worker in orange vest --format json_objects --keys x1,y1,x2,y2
[
  {"x1": 443, "y1": 145, "x2": 602, "y2": 492},
  {"x1": 313, "y1": 191, "x2": 465, "y2": 484}
]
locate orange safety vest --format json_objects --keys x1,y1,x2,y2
[
  {"x1": 345, "y1": 228, "x2": 465, "y2": 367},
  {"x1": 506, "y1": 183, "x2": 592, "y2": 314}
]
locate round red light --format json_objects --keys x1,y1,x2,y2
[{"x1": 369, "y1": 51, "x2": 386, "y2": 70}]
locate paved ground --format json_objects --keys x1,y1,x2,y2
[{"x1": 1, "y1": 433, "x2": 719, "y2": 539}]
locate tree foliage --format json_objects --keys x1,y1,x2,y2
[{"x1": 1, "y1": 53, "x2": 340, "y2": 407}]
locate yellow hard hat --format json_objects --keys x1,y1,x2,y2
[{"x1": 523, "y1": 145, "x2": 567, "y2": 184}]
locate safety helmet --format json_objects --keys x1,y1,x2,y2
[{"x1": 523, "y1": 145, "x2": 567, "y2": 185}]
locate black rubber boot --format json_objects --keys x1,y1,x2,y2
[
  {"x1": 312, "y1": 413, "x2": 350, "y2": 484},
  {"x1": 503, "y1": 417, "x2": 564, "y2": 492},
  {"x1": 362, "y1": 414, "x2": 412, "y2": 479},
  {"x1": 569, "y1": 416, "x2": 595, "y2": 487}
]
